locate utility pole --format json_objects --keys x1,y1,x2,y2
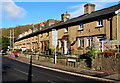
[
  {"x1": 13, "y1": 29, "x2": 14, "y2": 51},
  {"x1": 10, "y1": 30, "x2": 12, "y2": 55},
  {"x1": 9, "y1": 29, "x2": 14, "y2": 55}
]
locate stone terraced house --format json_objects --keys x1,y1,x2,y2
[{"x1": 14, "y1": 3, "x2": 120, "y2": 55}]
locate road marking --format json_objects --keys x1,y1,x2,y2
[
  {"x1": 14, "y1": 68, "x2": 33, "y2": 76},
  {"x1": 47, "y1": 80, "x2": 55, "y2": 83}
]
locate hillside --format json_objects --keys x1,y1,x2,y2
[
  {"x1": 2, "y1": 24, "x2": 33, "y2": 41},
  {"x1": 2, "y1": 19, "x2": 61, "y2": 41}
]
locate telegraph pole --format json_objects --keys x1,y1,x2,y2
[
  {"x1": 13, "y1": 29, "x2": 14, "y2": 51},
  {"x1": 9, "y1": 29, "x2": 14, "y2": 55},
  {"x1": 10, "y1": 30, "x2": 12, "y2": 55}
]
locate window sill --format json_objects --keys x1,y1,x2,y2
[
  {"x1": 64, "y1": 32, "x2": 68, "y2": 34},
  {"x1": 78, "y1": 29, "x2": 84, "y2": 31},
  {"x1": 95, "y1": 25, "x2": 103, "y2": 28}
]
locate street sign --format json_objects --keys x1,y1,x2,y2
[
  {"x1": 68, "y1": 58, "x2": 76, "y2": 62},
  {"x1": 52, "y1": 29, "x2": 58, "y2": 64},
  {"x1": 52, "y1": 29, "x2": 58, "y2": 47}
]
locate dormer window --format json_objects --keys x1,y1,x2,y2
[
  {"x1": 78, "y1": 23, "x2": 84, "y2": 31},
  {"x1": 65, "y1": 27, "x2": 68, "y2": 33},
  {"x1": 97, "y1": 19, "x2": 103, "y2": 27}
]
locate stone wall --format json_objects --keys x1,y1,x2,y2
[
  {"x1": 92, "y1": 54, "x2": 120, "y2": 74},
  {"x1": 19, "y1": 53, "x2": 120, "y2": 74},
  {"x1": 20, "y1": 53, "x2": 88, "y2": 69}
]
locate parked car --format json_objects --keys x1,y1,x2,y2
[{"x1": 2, "y1": 51, "x2": 7, "y2": 55}]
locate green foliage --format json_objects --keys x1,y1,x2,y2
[
  {"x1": 76, "y1": 59, "x2": 83, "y2": 62},
  {"x1": 40, "y1": 53, "x2": 44, "y2": 55},
  {"x1": 2, "y1": 36, "x2": 10, "y2": 51},
  {"x1": 14, "y1": 49, "x2": 21, "y2": 52},
  {"x1": 47, "y1": 56, "x2": 50, "y2": 61},
  {"x1": 2, "y1": 19, "x2": 60, "y2": 41},
  {"x1": 2, "y1": 25, "x2": 33, "y2": 41},
  {"x1": 34, "y1": 49, "x2": 39, "y2": 53},
  {"x1": 69, "y1": 53, "x2": 80, "y2": 55},
  {"x1": 112, "y1": 38, "x2": 116, "y2": 40},
  {"x1": 108, "y1": 49, "x2": 112, "y2": 51},
  {"x1": 50, "y1": 47, "x2": 55, "y2": 51},
  {"x1": 108, "y1": 48, "x2": 117, "y2": 52},
  {"x1": 87, "y1": 46, "x2": 101, "y2": 60}
]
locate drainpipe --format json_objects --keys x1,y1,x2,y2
[
  {"x1": 115, "y1": 9, "x2": 120, "y2": 40},
  {"x1": 110, "y1": 17, "x2": 113, "y2": 40}
]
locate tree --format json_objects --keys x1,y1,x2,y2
[{"x1": 2, "y1": 36, "x2": 10, "y2": 51}]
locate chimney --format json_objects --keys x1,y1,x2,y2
[
  {"x1": 61, "y1": 11, "x2": 70, "y2": 22},
  {"x1": 39, "y1": 23, "x2": 44, "y2": 30},
  {"x1": 84, "y1": 3, "x2": 95, "y2": 14}
]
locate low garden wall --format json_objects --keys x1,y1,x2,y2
[
  {"x1": 92, "y1": 53, "x2": 120, "y2": 74},
  {"x1": 18, "y1": 52, "x2": 120, "y2": 74},
  {"x1": 19, "y1": 53, "x2": 88, "y2": 69}
]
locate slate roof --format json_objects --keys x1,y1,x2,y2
[{"x1": 16, "y1": 4, "x2": 120, "y2": 42}]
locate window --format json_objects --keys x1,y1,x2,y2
[
  {"x1": 87, "y1": 38, "x2": 93, "y2": 47},
  {"x1": 97, "y1": 19, "x2": 103, "y2": 27},
  {"x1": 97, "y1": 37, "x2": 105, "y2": 41},
  {"x1": 78, "y1": 39, "x2": 84, "y2": 47},
  {"x1": 78, "y1": 23, "x2": 84, "y2": 30},
  {"x1": 65, "y1": 27, "x2": 68, "y2": 33}
]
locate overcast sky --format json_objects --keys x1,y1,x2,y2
[{"x1": 1, "y1": 0, "x2": 120, "y2": 28}]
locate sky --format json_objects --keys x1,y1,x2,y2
[{"x1": 1, "y1": 0, "x2": 120, "y2": 28}]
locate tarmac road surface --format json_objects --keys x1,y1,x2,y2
[{"x1": 2, "y1": 56, "x2": 108, "y2": 83}]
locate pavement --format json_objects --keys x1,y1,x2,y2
[{"x1": 4, "y1": 54, "x2": 120, "y2": 83}]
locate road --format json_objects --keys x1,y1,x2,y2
[{"x1": 2, "y1": 56, "x2": 107, "y2": 83}]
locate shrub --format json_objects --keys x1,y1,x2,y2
[
  {"x1": 87, "y1": 46, "x2": 101, "y2": 60},
  {"x1": 50, "y1": 47, "x2": 55, "y2": 51}
]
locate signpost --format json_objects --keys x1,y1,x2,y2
[
  {"x1": 67, "y1": 58, "x2": 76, "y2": 67},
  {"x1": 52, "y1": 29, "x2": 58, "y2": 64}
]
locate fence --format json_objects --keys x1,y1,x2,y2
[{"x1": 94, "y1": 40, "x2": 120, "y2": 53}]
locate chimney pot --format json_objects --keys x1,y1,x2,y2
[
  {"x1": 84, "y1": 3, "x2": 95, "y2": 14},
  {"x1": 61, "y1": 11, "x2": 70, "y2": 22},
  {"x1": 66, "y1": 11, "x2": 68, "y2": 14}
]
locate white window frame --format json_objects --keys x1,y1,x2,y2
[
  {"x1": 87, "y1": 38, "x2": 93, "y2": 47},
  {"x1": 65, "y1": 27, "x2": 68, "y2": 33},
  {"x1": 78, "y1": 23, "x2": 84, "y2": 30},
  {"x1": 97, "y1": 37, "x2": 105, "y2": 41},
  {"x1": 78, "y1": 38, "x2": 84, "y2": 47},
  {"x1": 97, "y1": 19, "x2": 103, "y2": 27}
]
